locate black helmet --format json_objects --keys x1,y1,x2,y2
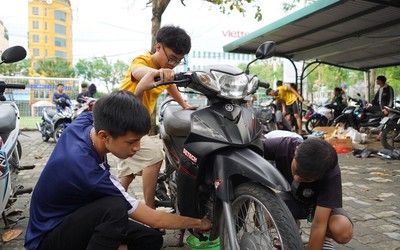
[{"x1": 57, "y1": 97, "x2": 67, "y2": 108}]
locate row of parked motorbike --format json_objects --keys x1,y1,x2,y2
[
  {"x1": 36, "y1": 92, "x2": 96, "y2": 143},
  {"x1": 304, "y1": 95, "x2": 400, "y2": 150}
]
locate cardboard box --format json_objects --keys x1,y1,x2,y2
[{"x1": 312, "y1": 126, "x2": 352, "y2": 153}]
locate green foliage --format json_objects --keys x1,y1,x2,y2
[
  {"x1": 0, "y1": 59, "x2": 31, "y2": 76},
  {"x1": 282, "y1": 0, "x2": 317, "y2": 12},
  {"x1": 36, "y1": 58, "x2": 74, "y2": 78},
  {"x1": 74, "y1": 56, "x2": 129, "y2": 93},
  {"x1": 206, "y1": 0, "x2": 263, "y2": 21}
]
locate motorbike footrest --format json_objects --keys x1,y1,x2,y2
[
  {"x1": 19, "y1": 165, "x2": 36, "y2": 170},
  {"x1": 154, "y1": 199, "x2": 172, "y2": 208},
  {"x1": 14, "y1": 187, "x2": 33, "y2": 196}
]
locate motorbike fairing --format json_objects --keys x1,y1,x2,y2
[{"x1": 213, "y1": 148, "x2": 290, "y2": 202}]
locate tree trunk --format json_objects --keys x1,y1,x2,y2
[{"x1": 148, "y1": 0, "x2": 171, "y2": 135}]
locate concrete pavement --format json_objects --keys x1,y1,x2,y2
[{"x1": 0, "y1": 131, "x2": 399, "y2": 249}]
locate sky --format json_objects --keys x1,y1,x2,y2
[{"x1": 0, "y1": 0, "x2": 297, "y2": 64}]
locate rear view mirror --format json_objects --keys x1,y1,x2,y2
[
  {"x1": 1, "y1": 46, "x2": 27, "y2": 64},
  {"x1": 255, "y1": 41, "x2": 276, "y2": 60}
]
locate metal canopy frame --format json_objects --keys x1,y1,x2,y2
[{"x1": 223, "y1": 0, "x2": 400, "y2": 99}]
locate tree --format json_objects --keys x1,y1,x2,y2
[
  {"x1": 75, "y1": 56, "x2": 128, "y2": 93},
  {"x1": 0, "y1": 59, "x2": 31, "y2": 76},
  {"x1": 282, "y1": 0, "x2": 317, "y2": 12},
  {"x1": 35, "y1": 58, "x2": 74, "y2": 78}
]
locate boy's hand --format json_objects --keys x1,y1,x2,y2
[
  {"x1": 183, "y1": 104, "x2": 199, "y2": 110},
  {"x1": 159, "y1": 68, "x2": 175, "y2": 82},
  {"x1": 195, "y1": 216, "x2": 212, "y2": 232}
]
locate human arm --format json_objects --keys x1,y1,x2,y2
[
  {"x1": 306, "y1": 206, "x2": 331, "y2": 250},
  {"x1": 130, "y1": 202, "x2": 212, "y2": 231},
  {"x1": 167, "y1": 84, "x2": 198, "y2": 110}
]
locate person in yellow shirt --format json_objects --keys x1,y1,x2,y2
[
  {"x1": 117, "y1": 25, "x2": 197, "y2": 211},
  {"x1": 267, "y1": 84, "x2": 307, "y2": 134}
]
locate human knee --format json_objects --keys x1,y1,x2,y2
[
  {"x1": 329, "y1": 217, "x2": 353, "y2": 244},
  {"x1": 334, "y1": 228, "x2": 353, "y2": 244}
]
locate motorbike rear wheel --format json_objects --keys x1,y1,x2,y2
[
  {"x1": 220, "y1": 183, "x2": 302, "y2": 250},
  {"x1": 305, "y1": 116, "x2": 327, "y2": 134},
  {"x1": 381, "y1": 124, "x2": 400, "y2": 150},
  {"x1": 53, "y1": 126, "x2": 65, "y2": 142}
]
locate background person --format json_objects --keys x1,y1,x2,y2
[
  {"x1": 368, "y1": 75, "x2": 394, "y2": 112},
  {"x1": 263, "y1": 136, "x2": 353, "y2": 249},
  {"x1": 52, "y1": 83, "x2": 71, "y2": 110},
  {"x1": 117, "y1": 25, "x2": 197, "y2": 209}
]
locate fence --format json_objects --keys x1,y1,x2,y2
[{"x1": 0, "y1": 76, "x2": 82, "y2": 130}]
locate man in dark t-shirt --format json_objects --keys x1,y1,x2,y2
[{"x1": 263, "y1": 135, "x2": 353, "y2": 249}]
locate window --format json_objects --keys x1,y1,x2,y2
[
  {"x1": 32, "y1": 7, "x2": 39, "y2": 15},
  {"x1": 55, "y1": 37, "x2": 66, "y2": 47},
  {"x1": 33, "y1": 34, "x2": 39, "y2": 43},
  {"x1": 44, "y1": 8, "x2": 47, "y2": 16},
  {"x1": 55, "y1": 24, "x2": 66, "y2": 35},
  {"x1": 32, "y1": 21, "x2": 39, "y2": 29},
  {"x1": 55, "y1": 50, "x2": 67, "y2": 59},
  {"x1": 45, "y1": 36, "x2": 48, "y2": 44},
  {"x1": 197, "y1": 51, "x2": 201, "y2": 58},
  {"x1": 45, "y1": 49, "x2": 48, "y2": 57},
  {"x1": 54, "y1": 10, "x2": 66, "y2": 22},
  {"x1": 192, "y1": 51, "x2": 196, "y2": 58},
  {"x1": 33, "y1": 48, "x2": 40, "y2": 56},
  {"x1": 44, "y1": 22, "x2": 47, "y2": 30}
]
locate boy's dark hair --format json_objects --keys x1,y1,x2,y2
[
  {"x1": 93, "y1": 90, "x2": 151, "y2": 138},
  {"x1": 294, "y1": 138, "x2": 338, "y2": 180},
  {"x1": 81, "y1": 83, "x2": 88, "y2": 88},
  {"x1": 156, "y1": 25, "x2": 191, "y2": 55},
  {"x1": 276, "y1": 80, "x2": 283, "y2": 86},
  {"x1": 56, "y1": 83, "x2": 64, "y2": 87},
  {"x1": 377, "y1": 75, "x2": 386, "y2": 83},
  {"x1": 266, "y1": 88, "x2": 274, "y2": 95},
  {"x1": 334, "y1": 87, "x2": 341, "y2": 93}
]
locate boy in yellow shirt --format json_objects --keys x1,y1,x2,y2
[{"x1": 118, "y1": 25, "x2": 197, "y2": 210}]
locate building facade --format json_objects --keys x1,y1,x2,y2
[
  {"x1": 27, "y1": 0, "x2": 72, "y2": 75},
  {"x1": 0, "y1": 20, "x2": 9, "y2": 52}
]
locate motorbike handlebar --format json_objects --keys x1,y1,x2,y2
[
  {"x1": 0, "y1": 81, "x2": 26, "y2": 90},
  {"x1": 258, "y1": 81, "x2": 270, "y2": 89},
  {"x1": 153, "y1": 72, "x2": 191, "y2": 88}
]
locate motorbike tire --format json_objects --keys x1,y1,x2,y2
[
  {"x1": 305, "y1": 117, "x2": 327, "y2": 134},
  {"x1": 220, "y1": 183, "x2": 303, "y2": 250},
  {"x1": 9, "y1": 139, "x2": 22, "y2": 168},
  {"x1": 53, "y1": 126, "x2": 65, "y2": 142},
  {"x1": 381, "y1": 124, "x2": 400, "y2": 150},
  {"x1": 42, "y1": 135, "x2": 50, "y2": 142}
]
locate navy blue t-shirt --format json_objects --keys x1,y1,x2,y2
[
  {"x1": 25, "y1": 112, "x2": 138, "y2": 250},
  {"x1": 263, "y1": 137, "x2": 342, "y2": 209}
]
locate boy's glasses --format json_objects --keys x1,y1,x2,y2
[{"x1": 162, "y1": 45, "x2": 185, "y2": 66}]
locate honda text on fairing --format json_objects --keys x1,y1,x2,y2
[
  {"x1": 0, "y1": 46, "x2": 35, "y2": 227},
  {"x1": 155, "y1": 42, "x2": 302, "y2": 249}
]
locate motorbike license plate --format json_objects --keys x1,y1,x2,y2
[{"x1": 380, "y1": 117, "x2": 390, "y2": 125}]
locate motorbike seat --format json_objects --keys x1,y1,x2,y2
[
  {"x1": 0, "y1": 104, "x2": 16, "y2": 134},
  {"x1": 44, "y1": 108, "x2": 57, "y2": 118},
  {"x1": 163, "y1": 105, "x2": 194, "y2": 137}
]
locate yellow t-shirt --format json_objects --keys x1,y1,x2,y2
[
  {"x1": 120, "y1": 52, "x2": 169, "y2": 115},
  {"x1": 277, "y1": 86, "x2": 297, "y2": 106}
]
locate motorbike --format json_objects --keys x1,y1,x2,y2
[
  {"x1": 379, "y1": 105, "x2": 400, "y2": 150},
  {"x1": 0, "y1": 46, "x2": 35, "y2": 227},
  {"x1": 155, "y1": 41, "x2": 302, "y2": 249},
  {"x1": 73, "y1": 96, "x2": 97, "y2": 120},
  {"x1": 253, "y1": 96, "x2": 291, "y2": 135},
  {"x1": 333, "y1": 94, "x2": 384, "y2": 132},
  {"x1": 36, "y1": 97, "x2": 73, "y2": 142},
  {"x1": 305, "y1": 102, "x2": 337, "y2": 134}
]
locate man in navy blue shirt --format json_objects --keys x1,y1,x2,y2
[
  {"x1": 25, "y1": 91, "x2": 211, "y2": 250},
  {"x1": 52, "y1": 83, "x2": 71, "y2": 110}
]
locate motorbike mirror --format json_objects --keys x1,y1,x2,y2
[
  {"x1": 255, "y1": 41, "x2": 276, "y2": 60},
  {"x1": 0, "y1": 46, "x2": 27, "y2": 64},
  {"x1": 245, "y1": 41, "x2": 276, "y2": 74}
]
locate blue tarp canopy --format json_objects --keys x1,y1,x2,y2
[{"x1": 223, "y1": 0, "x2": 400, "y2": 71}]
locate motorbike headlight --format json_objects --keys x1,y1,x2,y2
[
  {"x1": 215, "y1": 72, "x2": 248, "y2": 99},
  {"x1": 196, "y1": 72, "x2": 220, "y2": 92}
]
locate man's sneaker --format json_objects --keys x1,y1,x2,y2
[
  {"x1": 322, "y1": 239, "x2": 335, "y2": 250},
  {"x1": 299, "y1": 229, "x2": 309, "y2": 245}
]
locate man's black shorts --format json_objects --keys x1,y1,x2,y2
[{"x1": 286, "y1": 101, "x2": 299, "y2": 115}]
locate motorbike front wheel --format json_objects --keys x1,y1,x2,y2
[
  {"x1": 381, "y1": 124, "x2": 400, "y2": 150},
  {"x1": 53, "y1": 126, "x2": 65, "y2": 142},
  {"x1": 220, "y1": 183, "x2": 303, "y2": 250},
  {"x1": 305, "y1": 116, "x2": 327, "y2": 134}
]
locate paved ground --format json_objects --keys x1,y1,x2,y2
[{"x1": 0, "y1": 131, "x2": 399, "y2": 249}]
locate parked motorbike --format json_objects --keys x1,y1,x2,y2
[
  {"x1": 36, "y1": 97, "x2": 73, "y2": 142},
  {"x1": 155, "y1": 42, "x2": 302, "y2": 249},
  {"x1": 254, "y1": 97, "x2": 291, "y2": 135},
  {"x1": 0, "y1": 46, "x2": 35, "y2": 227},
  {"x1": 333, "y1": 94, "x2": 384, "y2": 132},
  {"x1": 73, "y1": 96, "x2": 97, "y2": 120},
  {"x1": 305, "y1": 102, "x2": 337, "y2": 134},
  {"x1": 380, "y1": 105, "x2": 400, "y2": 150}
]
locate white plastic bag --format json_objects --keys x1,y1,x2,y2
[{"x1": 345, "y1": 127, "x2": 367, "y2": 144}]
